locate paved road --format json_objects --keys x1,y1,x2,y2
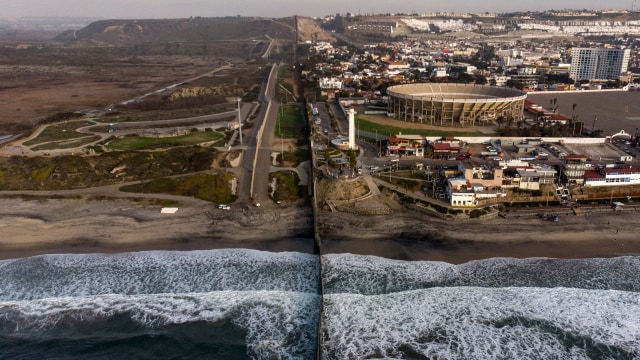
[{"x1": 237, "y1": 63, "x2": 279, "y2": 205}]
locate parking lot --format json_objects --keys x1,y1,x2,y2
[
  {"x1": 461, "y1": 138, "x2": 637, "y2": 164},
  {"x1": 561, "y1": 142, "x2": 629, "y2": 161}
]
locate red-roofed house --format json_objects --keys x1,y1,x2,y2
[
  {"x1": 429, "y1": 141, "x2": 461, "y2": 159},
  {"x1": 387, "y1": 134, "x2": 424, "y2": 156}
]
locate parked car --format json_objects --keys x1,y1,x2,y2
[{"x1": 218, "y1": 204, "x2": 231, "y2": 210}]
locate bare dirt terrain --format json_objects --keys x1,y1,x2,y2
[
  {"x1": 0, "y1": 54, "x2": 228, "y2": 135},
  {"x1": 296, "y1": 17, "x2": 336, "y2": 43}
]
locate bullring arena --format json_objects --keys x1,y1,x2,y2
[{"x1": 386, "y1": 83, "x2": 527, "y2": 127}]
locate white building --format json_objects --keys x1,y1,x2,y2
[
  {"x1": 447, "y1": 178, "x2": 477, "y2": 207},
  {"x1": 319, "y1": 77, "x2": 343, "y2": 90},
  {"x1": 584, "y1": 165, "x2": 640, "y2": 187},
  {"x1": 569, "y1": 48, "x2": 630, "y2": 81}
]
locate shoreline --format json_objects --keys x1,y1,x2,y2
[
  {"x1": 1, "y1": 195, "x2": 639, "y2": 264},
  {"x1": 318, "y1": 206, "x2": 640, "y2": 264}
]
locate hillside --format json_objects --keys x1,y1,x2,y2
[{"x1": 55, "y1": 17, "x2": 298, "y2": 45}]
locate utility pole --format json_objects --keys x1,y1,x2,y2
[
  {"x1": 279, "y1": 104, "x2": 284, "y2": 162},
  {"x1": 237, "y1": 97, "x2": 243, "y2": 145}
]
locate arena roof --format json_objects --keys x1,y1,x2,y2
[
  {"x1": 387, "y1": 83, "x2": 526, "y2": 103},
  {"x1": 386, "y1": 83, "x2": 527, "y2": 126}
]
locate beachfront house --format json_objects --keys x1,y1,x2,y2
[
  {"x1": 583, "y1": 165, "x2": 640, "y2": 187},
  {"x1": 447, "y1": 178, "x2": 477, "y2": 207}
]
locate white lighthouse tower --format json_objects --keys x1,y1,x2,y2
[{"x1": 348, "y1": 108, "x2": 356, "y2": 150}]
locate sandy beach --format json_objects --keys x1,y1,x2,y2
[
  {"x1": 318, "y1": 206, "x2": 640, "y2": 264},
  {"x1": 1, "y1": 193, "x2": 639, "y2": 263},
  {"x1": 0, "y1": 196, "x2": 315, "y2": 260}
]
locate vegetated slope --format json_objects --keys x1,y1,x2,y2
[
  {"x1": 0, "y1": 146, "x2": 217, "y2": 191},
  {"x1": 55, "y1": 17, "x2": 297, "y2": 46}
]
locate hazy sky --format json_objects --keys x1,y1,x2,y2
[{"x1": 0, "y1": 0, "x2": 634, "y2": 19}]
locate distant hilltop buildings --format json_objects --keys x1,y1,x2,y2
[{"x1": 332, "y1": 8, "x2": 640, "y2": 37}]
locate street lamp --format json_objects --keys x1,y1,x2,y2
[{"x1": 278, "y1": 104, "x2": 284, "y2": 163}]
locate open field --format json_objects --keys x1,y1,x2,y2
[
  {"x1": 105, "y1": 131, "x2": 224, "y2": 151},
  {"x1": 275, "y1": 104, "x2": 304, "y2": 138},
  {"x1": 355, "y1": 116, "x2": 488, "y2": 137},
  {"x1": 0, "y1": 30, "x2": 269, "y2": 138},
  {"x1": 0, "y1": 54, "x2": 228, "y2": 135}
]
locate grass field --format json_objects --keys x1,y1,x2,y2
[
  {"x1": 356, "y1": 117, "x2": 486, "y2": 138},
  {"x1": 275, "y1": 105, "x2": 304, "y2": 139},
  {"x1": 106, "y1": 131, "x2": 224, "y2": 151}
]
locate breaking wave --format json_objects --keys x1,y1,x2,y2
[
  {"x1": 0, "y1": 249, "x2": 320, "y2": 301},
  {"x1": 320, "y1": 254, "x2": 640, "y2": 359},
  {"x1": 0, "y1": 249, "x2": 321, "y2": 359},
  {"x1": 322, "y1": 254, "x2": 640, "y2": 294}
]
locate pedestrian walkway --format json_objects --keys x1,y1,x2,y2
[{"x1": 362, "y1": 175, "x2": 381, "y2": 196}]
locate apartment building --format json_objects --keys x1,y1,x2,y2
[{"x1": 569, "y1": 48, "x2": 630, "y2": 81}]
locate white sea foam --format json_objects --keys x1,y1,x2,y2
[
  {"x1": 322, "y1": 254, "x2": 640, "y2": 294},
  {"x1": 321, "y1": 287, "x2": 640, "y2": 359},
  {"x1": 0, "y1": 249, "x2": 320, "y2": 301},
  {"x1": 0, "y1": 291, "x2": 320, "y2": 359}
]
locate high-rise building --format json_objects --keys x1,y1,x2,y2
[{"x1": 570, "y1": 48, "x2": 630, "y2": 81}]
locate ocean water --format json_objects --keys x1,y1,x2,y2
[
  {"x1": 321, "y1": 254, "x2": 640, "y2": 359},
  {"x1": 0, "y1": 249, "x2": 321, "y2": 359},
  {"x1": 2, "y1": 250, "x2": 640, "y2": 359}
]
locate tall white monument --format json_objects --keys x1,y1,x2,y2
[{"x1": 348, "y1": 108, "x2": 356, "y2": 150}]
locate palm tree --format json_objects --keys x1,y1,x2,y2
[{"x1": 506, "y1": 116, "x2": 515, "y2": 129}]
